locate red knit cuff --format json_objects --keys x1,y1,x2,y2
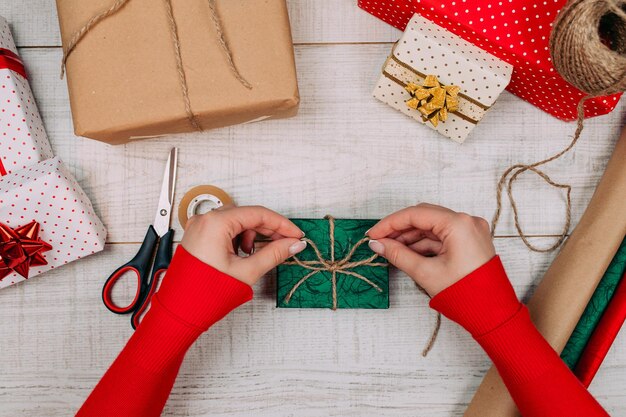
[
  {"x1": 474, "y1": 304, "x2": 561, "y2": 383},
  {"x1": 126, "y1": 296, "x2": 201, "y2": 373},
  {"x1": 155, "y1": 246, "x2": 254, "y2": 331},
  {"x1": 429, "y1": 256, "x2": 522, "y2": 337}
]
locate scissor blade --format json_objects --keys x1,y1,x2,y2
[{"x1": 153, "y1": 148, "x2": 178, "y2": 237}]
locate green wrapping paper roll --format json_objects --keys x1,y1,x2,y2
[
  {"x1": 276, "y1": 218, "x2": 389, "y2": 309},
  {"x1": 561, "y1": 237, "x2": 626, "y2": 369}
]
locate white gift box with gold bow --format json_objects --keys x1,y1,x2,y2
[{"x1": 373, "y1": 14, "x2": 513, "y2": 143}]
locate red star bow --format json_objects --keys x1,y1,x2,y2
[{"x1": 0, "y1": 221, "x2": 52, "y2": 281}]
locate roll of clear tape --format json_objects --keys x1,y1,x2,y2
[{"x1": 178, "y1": 185, "x2": 233, "y2": 229}]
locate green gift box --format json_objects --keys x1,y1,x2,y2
[{"x1": 276, "y1": 216, "x2": 389, "y2": 309}]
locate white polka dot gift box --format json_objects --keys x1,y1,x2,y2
[
  {"x1": 359, "y1": 0, "x2": 622, "y2": 122},
  {"x1": 0, "y1": 15, "x2": 53, "y2": 176},
  {"x1": 0, "y1": 157, "x2": 106, "y2": 289},
  {"x1": 373, "y1": 14, "x2": 513, "y2": 143}
]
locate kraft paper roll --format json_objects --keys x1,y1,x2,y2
[
  {"x1": 178, "y1": 185, "x2": 233, "y2": 229},
  {"x1": 465, "y1": 125, "x2": 626, "y2": 417}
]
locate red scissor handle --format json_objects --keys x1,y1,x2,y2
[
  {"x1": 102, "y1": 227, "x2": 174, "y2": 330},
  {"x1": 130, "y1": 268, "x2": 168, "y2": 329},
  {"x1": 102, "y1": 265, "x2": 143, "y2": 314}
]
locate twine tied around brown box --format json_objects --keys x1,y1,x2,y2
[
  {"x1": 60, "y1": 0, "x2": 252, "y2": 132},
  {"x1": 491, "y1": 0, "x2": 626, "y2": 252},
  {"x1": 283, "y1": 215, "x2": 441, "y2": 357}
]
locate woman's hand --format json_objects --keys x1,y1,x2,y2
[
  {"x1": 181, "y1": 205, "x2": 307, "y2": 285},
  {"x1": 367, "y1": 203, "x2": 495, "y2": 296}
]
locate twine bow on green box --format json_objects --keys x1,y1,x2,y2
[
  {"x1": 276, "y1": 216, "x2": 389, "y2": 310},
  {"x1": 276, "y1": 215, "x2": 441, "y2": 356}
]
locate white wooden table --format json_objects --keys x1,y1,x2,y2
[{"x1": 1, "y1": 1, "x2": 625, "y2": 416}]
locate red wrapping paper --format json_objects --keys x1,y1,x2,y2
[
  {"x1": 574, "y1": 270, "x2": 626, "y2": 387},
  {"x1": 358, "y1": 0, "x2": 622, "y2": 121}
]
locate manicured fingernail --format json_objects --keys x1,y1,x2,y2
[
  {"x1": 301, "y1": 230, "x2": 306, "y2": 237},
  {"x1": 368, "y1": 239, "x2": 384, "y2": 255},
  {"x1": 289, "y1": 240, "x2": 307, "y2": 255},
  {"x1": 365, "y1": 228, "x2": 371, "y2": 236}
]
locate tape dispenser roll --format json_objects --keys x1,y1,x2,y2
[{"x1": 178, "y1": 185, "x2": 233, "y2": 229}]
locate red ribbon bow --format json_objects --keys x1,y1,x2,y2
[
  {"x1": 0, "y1": 221, "x2": 52, "y2": 281},
  {"x1": 0, "y1": 48, "x2": 26, "y2": 79},
  {"x1": 0, "y1": 48, "x2": 27, "y2": 177}
]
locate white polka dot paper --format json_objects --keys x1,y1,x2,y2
[
  {"x1": 0, "y1": 157, "x2": 107, "y2": 289},
  {"x1": 373, "y1": 14, "x2": 512, "y2": 143},
  {"x1": 0, "y1": 15, "x2": 53, "y2": 176}
]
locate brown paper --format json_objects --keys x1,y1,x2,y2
[
  {"x1": 465, "y1": 126, "x2": 626, "y2": 417},
  {"x1": 55, "y1": 0, "x2": 299, "y2": 144}
]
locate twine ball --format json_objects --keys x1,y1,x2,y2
[{"x1": 550, "y1": 0, "x2": 626, "y2": 96}]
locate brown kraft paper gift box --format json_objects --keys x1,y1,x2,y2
[{"x1": 56, "y1": 0, "x2": 300, "y2": 144}]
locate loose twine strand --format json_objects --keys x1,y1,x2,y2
[
  {"x1": 415, "y1": 284, "x2": 441, "y2": 357},
  {"x1": 491, "y1": 0, "x2": 626, "y2": 252},
  {"x1": 283, "y1": 215, "x2": 440, "y2": 356},
  {"x1": 207, "y1": 0, "x2": 252, "y2": 90},
  {"x1": 60, "y1": 0, "x2": 252, "y2": 130}
]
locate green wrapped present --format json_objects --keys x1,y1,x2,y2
[{"x1": 276, "y1": 216, "x2": 389, "y2": 309}]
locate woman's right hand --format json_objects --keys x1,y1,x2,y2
[
  {"x1": 367, "y1": 203, "x2": 496, "y2": 297},
  {"x1": 181, "y1": 205, "x2": 306, "y2": 286}
]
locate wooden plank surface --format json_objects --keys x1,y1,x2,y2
[
  {"x1": 0, "y1": 0, "x2": 400, "y2": 47},
  {"x1": 0, "y1": 0, "x2": 625, "y2": 416}
]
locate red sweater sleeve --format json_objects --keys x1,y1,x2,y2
[
  {"x1": 76, "y1": 246, "x2": 253, "y2": 417},
  {"x1": 430, "y1": 256, "x2": 609, "y2": 417}
]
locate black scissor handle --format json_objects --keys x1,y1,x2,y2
[
  {"x1": 102, "y1": 226, "x2": 159, "y2": 314},
  {"x1": 153, "y1": 228, "x2": 174, "y2": 276},
  {"x1": 130, "y1": 228, "x2": 175, "y2": 329}
]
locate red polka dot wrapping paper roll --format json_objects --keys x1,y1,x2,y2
[
  {"x1": 373, "y1": 14, "x2": 513, "y2": 143},
  {"x1": 0, "y1": 157, "x2": 107, "y2": 289},
  {"x1": 359, "y1": 0, "x2": 622, "y2": 121},
  {"x1": 0, "y1": 15, "x2": 53, "y2": 177}
]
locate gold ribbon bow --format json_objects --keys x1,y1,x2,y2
[
  {"x1": 405, "y1": 75, "x2": 460, "y2": 127},
  {"x1": 282, "y1": 215, "x2": 386, "y2": 311}
]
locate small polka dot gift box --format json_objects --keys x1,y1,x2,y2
[
  {"x1": 0, "y1": 157, "x2": 106, "y2": 289},
  {"x1": 359, "y1": 0, "x2": 622, "y2": 121},
  {"x1": 0, "y1": 15, "x2": 53, "y2": 176},
  {"x1": 373, "y1": 14, "x2": 513, "y2": 143}
]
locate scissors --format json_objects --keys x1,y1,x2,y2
[{"x1": 102, "y1": 148, "x2": 178, "y2": 329}]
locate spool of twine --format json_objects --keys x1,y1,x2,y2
[
  {"x1": 551, "y1": 0, "x2": 626, "y2": 95},
  {"x1": 491, "y1": 0, "x2": 626, "y2": 252}
]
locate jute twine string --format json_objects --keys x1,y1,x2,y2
[
  {"x1": 207, "y1": 0, "x2": 252, "y2": 90},
  {"x1": 162, "y1": 0, "x2": 201, "y2": 130},
  {"x1": 492, "y1": 0, "x2": 626, "y2": 252},
  {"x1": 283, "y1": 215, "x2": 439, "y2": 357},
  {"x1": 60, "y1": 0, "x2": 252, "y2": 131},
  {"x1": 415, "y1": 284, "x2": 441, "y2": 357}
]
